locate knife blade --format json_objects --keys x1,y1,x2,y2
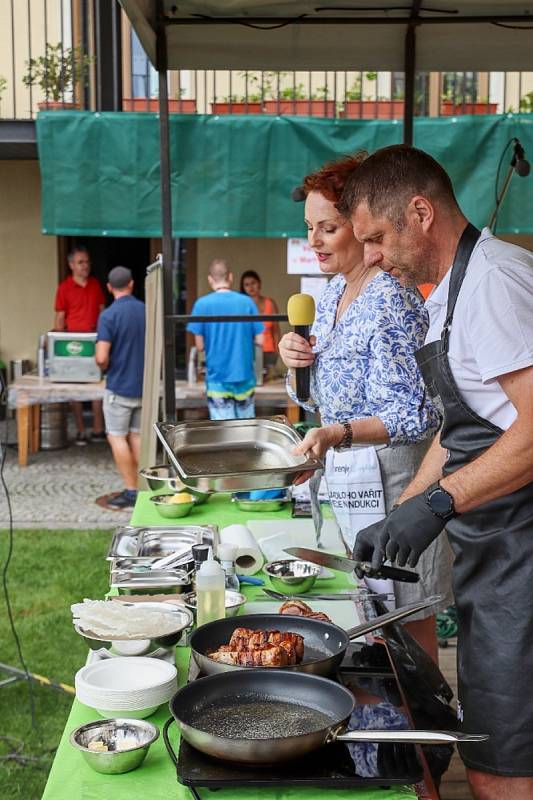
[
  {"x1": 284, "y1": 546, "x2": 420, "y2": 583},
  {"x1": 261, "y1": 589, "x2": 395, "y2": 602}
]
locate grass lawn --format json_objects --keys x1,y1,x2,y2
[{"x1": 0, "y1": 529, "x2": 110, "y2": 800}]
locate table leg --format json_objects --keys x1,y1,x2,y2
[
  {"x1": 17, "y1": 405, "x2": 29, "y2": 467},
  {"x1": 30, "y1": 405, "x2": 40, "y2": 453}
]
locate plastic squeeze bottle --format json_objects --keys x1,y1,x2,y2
[
  {"x1": 218, "y1": 543, "x2": 240, "y2": 592},
  {"x1": 196, "y1": 549, "x2": 226, "y2": 626}
]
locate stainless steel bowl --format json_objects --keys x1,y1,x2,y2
[
  {"x1": 69, "y1": 717, "x2": 159, "y2": 774},
  {"x1": 264, "y1": 559, "x2": 321, "y2": 594},
  {"x1": 140, "y1": 466, "x2": 210, "y2": 504},
  {"x1": 231, "y1": 491, "x2": 289, "y2": 512},
  {"x1": 149, "y1": 493, "x2": 195, "y2": 519},
  {"x1": 183, "y1": 589, "x2": 247, "y2": 618},
  {"x1": 74, "y1": 602, "x2": 194, "y2": 653}
]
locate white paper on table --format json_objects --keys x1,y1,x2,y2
[{"x1": 247, "y1": 518, "x2": 344, "y2": 563}]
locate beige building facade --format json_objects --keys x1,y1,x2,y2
[{"x1": 0, "y1": 161, "x2": 57, "y2": 365}]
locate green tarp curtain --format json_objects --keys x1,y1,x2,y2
[{"x1": 37, "y1": 111, "x2": 533, "y2": 237}]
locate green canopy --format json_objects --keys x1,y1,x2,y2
[{"x1": 37, "y1": 111, "x2": 533, "y2": 237}]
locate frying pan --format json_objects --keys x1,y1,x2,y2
[
  {"x1": 190, "y1": 596, "x2": 441, "y2": 678},
  {"x1": 164, "y1": 670, "x2": 487, "y2": 765}
]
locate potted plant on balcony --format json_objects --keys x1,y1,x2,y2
[
  {"x1": 519, "y1": 92, "x2": 533, "y2": 113},
  {"x1": 123, "y1": 88, "x2": 197, "y2": 113},
  {"x1": 23, "y1": 42, "x2": 93, "y2": 110},
  {"x1": 263, "y1": 83, "x2": 336, "y2": 116},
  {"x1": 440, "y1": 87, "x2": 497, "y2": 116},
  {"x1": 211, "y1": 72, "x2": 273, "y2": 114},
  {"x1": 341, "y1": 73, "x2": 403, "y2": 119}
]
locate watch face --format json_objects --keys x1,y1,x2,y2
[{"x1": 430, "y1": 488, "x2": 453, "y2": 515}]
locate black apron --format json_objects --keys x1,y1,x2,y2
[{"x1": 416, "y1": 223, "x2": 533, "y2": 776}]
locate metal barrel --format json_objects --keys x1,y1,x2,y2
[{"x1": 40, "y1": 403, "x2": 68, "y2": 450}]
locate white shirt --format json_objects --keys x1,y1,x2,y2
[{"x1": 425, "y1": 228, "x2": 533, "y2": 430}]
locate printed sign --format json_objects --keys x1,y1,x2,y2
[
  {"x1": 54, "y1": 340, "x2": 95, "y2": 357},
  {"x1": 287, "y1": 238, "x2": 321, "y2": 274}
]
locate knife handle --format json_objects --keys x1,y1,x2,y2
[{"x1": 373, "y1": 564, "x2": 420, "y2": 583}]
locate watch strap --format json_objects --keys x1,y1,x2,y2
[{"x1": 336, "y1": 421, "x2": 353, "y2": 450}]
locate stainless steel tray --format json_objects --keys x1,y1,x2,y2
[
  {"x1": 110, "y1": 569, "x2": 191, "y2": 594},
  {"x1": 154, "y1": 416, "x2": 323, "y2": 492},
  {"x1": 106, "y1": 525, "x2": 219, "y2": 561}
]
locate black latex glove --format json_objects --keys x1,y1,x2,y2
[{"x1": 352, "y1": 492, "x2": 447, "y2": 572}]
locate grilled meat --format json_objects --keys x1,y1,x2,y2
[
  {"x1": 209, "y1": 628, "x2": 305, "y2": 666},
  {"x1": 279, "y1": 599, "x2": 332, "y2": 623},
  {"x1": 267, "y1": 631, "x2": 304, "y2": 663},
  {"x1": 209, "y1": 644, "x2": 289, "y2": 667},
  {"x1": 279, "y1": 599, "x2": 313, "y2": 616},
  {"x1": 306, "y1": 611, "x2": 333, "y2": 622}
]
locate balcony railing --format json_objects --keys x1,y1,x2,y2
[
  {"x1": 0, "y1": 0, "x2": 93, "y2": 120},
  {"x1": 1, "y1": 1, "x2": 532, "y2": 122}
]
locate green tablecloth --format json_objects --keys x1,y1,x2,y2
[{"x1": 42, "y1": 492, "x2": 417, "y2": 800}]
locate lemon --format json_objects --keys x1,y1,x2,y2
[{"x1": 167, "y1": 493, "x2": 194, "y2": 504}]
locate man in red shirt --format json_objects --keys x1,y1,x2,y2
[{"x1": 54, "y1": 246, "x2": 106, "y2": 445}]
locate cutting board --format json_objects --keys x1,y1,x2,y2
[
  {"x1": 246, "y1": 518, "x2": 345, "y2": 562},
  {"x1": 243, "y1": 599, "x2": 365, "y2": 641}
]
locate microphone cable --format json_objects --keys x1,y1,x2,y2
[
  {"x1": 0, "y1": 369, "x2": 37, "y2": 730},
  {"x1": 493, "y1": 137, "x2": 530, "y2": 233}
]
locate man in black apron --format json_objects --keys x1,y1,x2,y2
[{"x1": 338, "y1": 144, "x2": 533, "y2": 800}]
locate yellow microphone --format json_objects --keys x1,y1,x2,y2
[{"x1": 287, "y1": 293, "x2": 316, "y2": 402}]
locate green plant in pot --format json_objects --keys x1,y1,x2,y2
[{"x1": 23, "y1": 42, "x2": 93, "y2": 108}]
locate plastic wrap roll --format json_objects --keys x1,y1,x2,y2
[{"x1": 219, "y1": 524, "x2": 264, "y2": 576}]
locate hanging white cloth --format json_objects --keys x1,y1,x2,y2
[{"x1": 325, "y1": 446, "x2": 394, "y2": 606}]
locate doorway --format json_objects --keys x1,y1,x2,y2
[{"x1": 57, "y1": 236, "x2": 152, "y2": 305}]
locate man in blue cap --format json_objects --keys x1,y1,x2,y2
[{"x1": 96, "y1": 266, "x2": 145, "y2": 510}]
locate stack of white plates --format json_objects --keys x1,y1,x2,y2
[{"x1": 75, "y1": 657, "x2": 177, "y2": 718}]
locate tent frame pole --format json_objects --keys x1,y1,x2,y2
[
  {"x1": 403, "y1": 1, "x2": 421, "y2": 146},
  {"x1": 157, "y1": 0, "x2": 176, "y2": 422}
]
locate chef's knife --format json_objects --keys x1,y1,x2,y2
[
  {"x1": 284, "y1": 546, "x2": 420, "y2": 583},
  {"x1": 262, "y1": 588, "x2": 395, "y2": 602}
]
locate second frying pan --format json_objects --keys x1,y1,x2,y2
[
  {"x1": 165, "y1": 670, "x2": 487, "y2": 766},
  {"x1": 190, "y1": 596, "x2": 440, "y2": 678}
]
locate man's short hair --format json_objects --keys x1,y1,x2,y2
[
  {"x1": 338, "y1": 145, "x2": 458, "y2": 229},
  {"x1": 108, "y1": 266, "x2": 132, "y2": 289},
  {"x1": 209, "y1": 259, "x2": 230, "y2": 282},
  {"x1": 68, "y1": 245, "x2": 89, "y2": 262}
]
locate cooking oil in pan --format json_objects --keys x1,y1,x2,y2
[{"x1": 193, "y1": 698, "x2": 333, "y2": 739}]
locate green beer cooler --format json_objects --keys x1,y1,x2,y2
[{"x1": 47, "y1": 332, "x2": 101, "y2": 383}]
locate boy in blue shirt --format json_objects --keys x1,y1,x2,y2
[
  {"x1": 188, "y1": 260, "x2": 263, "y2": 419},
  {"x1": 96, "y1": 266, "x2": 145, "y2": 509}
]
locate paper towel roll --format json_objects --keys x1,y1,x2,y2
[{"x1": 219, "y1": 524, "x2": 265, "y2": 576}]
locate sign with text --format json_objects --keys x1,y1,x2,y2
[{"x1": 287, "y1": 238, "x2": 321, "y2": 274}]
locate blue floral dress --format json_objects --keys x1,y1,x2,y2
[
  {"x1": 287, "y1": 272, "x2": 452, "y2": 615},
  {"x1": 287, "y1": 271, "x2": 440, "y2": 443}
]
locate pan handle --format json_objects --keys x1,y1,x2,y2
[
  {"x1": 333, "y1": 730, "x2": 489, "y2": 745},
  {"x1": 345, "y1": 595, "x2": 442, "y2": 640},
  {"x1": 163, "y1": 716, "x2": 179, "y2": 766}
]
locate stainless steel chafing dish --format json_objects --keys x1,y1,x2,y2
[
  {"x1": 110, "y1": 569, "x2": 192, "y2": 595},
  {"x1": 106, "y1": 525, "x2": 219, "y2": 562},
  {"x1": 153, "y1": 416, "x2": 323, "y2": 492}
]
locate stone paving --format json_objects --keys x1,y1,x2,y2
[{"x1": 0, "y1": 419, "x2": 131, "y2": 529}]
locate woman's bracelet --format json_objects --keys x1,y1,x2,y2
[{"x1": 335, "y1": 421, "x2": 353, "y2": 451}]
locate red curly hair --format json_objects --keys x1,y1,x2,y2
[{"x1": 302, "y1": 152, "x2": 368, "y2": 207}]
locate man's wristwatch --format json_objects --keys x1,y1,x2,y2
[{"x1": 424, "y1": 481, "x2": 457, "y2": 521}]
